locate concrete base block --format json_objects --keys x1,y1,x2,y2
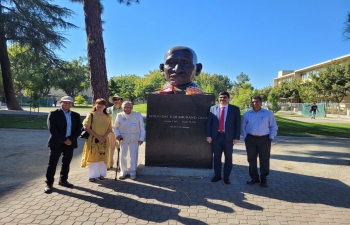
[{"x1": 137, "y1": 164, "x2": 214, "y2": 178}]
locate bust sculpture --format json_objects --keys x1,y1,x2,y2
[{"x1": 158, "y1": 46, "x2": 205, "y2": 94}]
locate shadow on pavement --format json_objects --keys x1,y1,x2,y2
[
  {"x1": 55, "y1": 184, "x2": 207, "y2": 224},
  {"x1": 1, "y1": 163, "x2": 349, "y2": 224},
  {"x1": 233, "y1": 165, "x2": 350, "y2": 209},
  {"x1": 271, "y1": 154, "x2": 350, "y2": 166}
]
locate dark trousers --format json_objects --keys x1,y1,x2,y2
[
  {"x1": 212, "y1": 133, "x2": 233, "y2": 179},
  {"x1": 46, "y1": 145, "x2": 74, "y2": 185},
  {"x1": 245, "y1": 134, "x2": 271, "y2": 179}
]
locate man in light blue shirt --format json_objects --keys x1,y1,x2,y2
[{"x1": 242, "y1": 96, "x2": 278, "y2": 187}]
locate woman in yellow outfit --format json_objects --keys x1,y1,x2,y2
[{"x1": 81, "y1": 98, "x2": 112, "y2": 182}]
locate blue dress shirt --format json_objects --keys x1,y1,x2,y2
[
  {"x1": 242, "y1": 108, "x2": 278, "y2": 140},
  {"x1": 62, "y1": 109, "x2": 72, "y2": 137}
]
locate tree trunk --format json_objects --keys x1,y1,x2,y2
[
  {"x1": 82, "y1": 0, "x2": 109, "y2": 103},
  {"x1": 0, "y1": 25, "x2": 22, "y2": 110}
]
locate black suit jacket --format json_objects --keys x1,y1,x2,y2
[
  {"x1": 206, "y1": 104, "x2": 241, "y2": 141},
  {"x1": 47, "y1": 109, "x2": 83, "y2": 149}
]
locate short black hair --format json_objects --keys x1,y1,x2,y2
[
  {"x1": 251, "y1": 96, "x2": 262, "y2": 102},
  {"x1": 218, "y1": 91, "x2": 230, "y2": 98}
]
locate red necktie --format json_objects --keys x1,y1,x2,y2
[{"x1": 219, "y1": 107, "x2": 225, "y2": 132}]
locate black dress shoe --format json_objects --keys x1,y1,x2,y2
[
  {"x1": 211, "y1": 176, "x2": 222, "y2": 182},
  {"x1": 260, "y1": 179, "x2": 268, "y2": 187},
  {"x1": 223, "y1": 178, "x2": 231, "y2": 184},
  {"x1": 246, "y1": 178, "x2": 260, "y2": 185},
  {"x1": 58, "y1": 180, "x2": 74, "y2": 188},
  {"x1": 44, "y1": 184, "x2": 53, "y2": 193}
]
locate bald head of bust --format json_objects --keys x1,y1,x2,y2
[{"x1": 160, "y1": 46, "x2": 202, "y2": 90}]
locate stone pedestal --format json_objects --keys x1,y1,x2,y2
[{"x1": 145, "y1": 94, "x2": 215, "y2": 169}]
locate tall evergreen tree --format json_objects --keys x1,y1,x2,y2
[
  {"x1": 232, "y1": 72, "x2": 251, "y2": 96},
  {"x1": 0, "y1": 0, "x2": 76, "y2": 110},
  {"x1": 343, "y1": 13, "x2": 350, "y2": 40},
  {"x1": 70, "y1": 0, "x2": 139, "y2": 103}
]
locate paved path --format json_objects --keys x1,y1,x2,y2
[{"x1": 0, "y1": 128, "x2": 349, "y2": 224}]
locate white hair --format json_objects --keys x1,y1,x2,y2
[{"x1": 122, "y1": 101, "x2": 133, "y2": 108}]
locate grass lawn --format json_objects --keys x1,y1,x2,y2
[
  {"x1": 0, "y1": 113, "x2": 349, "y2": 138},
  {"x1": 0, "y1": 114, "x2": 86, "y2": 129},
  {"x1": 0, "y1": 114, "x2": 147, "y2": 130},
  {"x1": 275, "y1": 113, "x2": 304, "y2": 117},
  {"x1": 34, "y1": 106, "x2": 93, "y2": 112},
  {"x1": 275, "y1": 116, "x2": 350, "y2": 138},
  {"x1": 24, "y1": 104, "x2": 147, "y2": 113},
  {"x1": 133, "y1": 103, "x2": 147, "y2": 114}
]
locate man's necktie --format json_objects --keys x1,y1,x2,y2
[{"x1": 219, "y1": 107, "x2": 225, "y2": 132}]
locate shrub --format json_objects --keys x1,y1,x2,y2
[
  {"x1": 75, "y1": 95, "x2": 87, "y2": 106},
  {"x1": 268, "y1": 103, "x2": 281, "y2": 114}
]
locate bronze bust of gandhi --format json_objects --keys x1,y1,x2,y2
[{"x1": 158, "y1": 46, "x2": 205, "y2": 94}]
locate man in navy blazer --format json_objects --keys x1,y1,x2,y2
[
  {"x1": 206, "y1": 91, "x2": 241, "y2": 184},
  {"x1": 45, "y1": 96, "x2": 83, "y2": 193}
]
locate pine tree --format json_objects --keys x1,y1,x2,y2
[
  {"x1": 0, "y1": 0, "x2": 76, "y2": 110},
  {"x1": 70, "y1": 0, "x2": 139, "y2": 103}
]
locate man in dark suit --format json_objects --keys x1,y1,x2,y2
[
  {"x1": 45, "y1": 96, "x2": 83, "y2": 193},
  {"x1": 206, "y1": 91, "x2": 241, "y2": 184}
]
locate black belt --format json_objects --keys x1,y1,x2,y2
[
  {"x1": 218, "y1": 131, "x2": 225, "y2": 134},
  {"x1": 248, "y1": 134, "x2": 268, "y2": 138}
]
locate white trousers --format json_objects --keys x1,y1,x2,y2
[
  {"x1": 119, "y1": 142, "x2": 139, "y2": 176},
  {"x1": 88, "y1": 161, "x2": 107, "y2": 179},
  {"x1": 109, "y1": 133, "x2": 119, "y2": 167}
]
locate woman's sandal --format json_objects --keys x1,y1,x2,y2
[
  {"x1": 89, "y1": 178, "x2": 96, "y2": 182},
  {"x1": 98, "y1": 176, "x2": 104, "y2": 180}
]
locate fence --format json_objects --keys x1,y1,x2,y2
[
  {"x1": 269, "y1": 102, "x2": 350, "y2": 117},
  {"x1": 15, "y1": 96, "x2": 59, "y2": 107}
]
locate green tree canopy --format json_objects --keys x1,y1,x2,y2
[
  {"x1": 134, "y1": 70, "x2": 166, "y2": 101},
  {"x1": 267, "y1": 87, "x2": 281, "y2": 113},
  {"x1": 311, "y1": 61, "x2": 350, "y2": 104},
  {"x1": 109, "y1": 74, "x2": 141, "y2": 104},
  {"x1": 194, "y1": 72, "x2": 232, "y2": 98},
  {"x1": 8, "y1": 44, "x2": 55, "y2": 99},
  {"x1": 252, "y1": 86, "x2": 272, "y2": 102},
  {"x1": 53, "y1": 57, "x2": 90, "y2": 98},
  {"x1": 278, "y1": 78, "x2": 301, "y2": 103},
  {"x1": 343, "y1": 13, "x2": 350, "y2": 40},
  {"x1": 232, "y1": 83, "x2": 253, "y2": 111},
  {"x1": 0, "y1": 0, "x2": 76, "y2": 110},
  {"x1": 232, "y1": 72, "x2": 251, "y2": 96},
  {"x1": 298, "y1": 80, "x2": 318, "y2": 103}
]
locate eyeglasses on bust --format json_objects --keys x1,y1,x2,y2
[{"x1": 113, "y1": 98, "x2": 122, "y2": 101}]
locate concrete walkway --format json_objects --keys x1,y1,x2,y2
[{"x1": 0, "y1": 128, "x2": 349, "y2": 224}]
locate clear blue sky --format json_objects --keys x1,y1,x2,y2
[{"x1": 56, "y1": 0, "x2": 350, "y2": 89}]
